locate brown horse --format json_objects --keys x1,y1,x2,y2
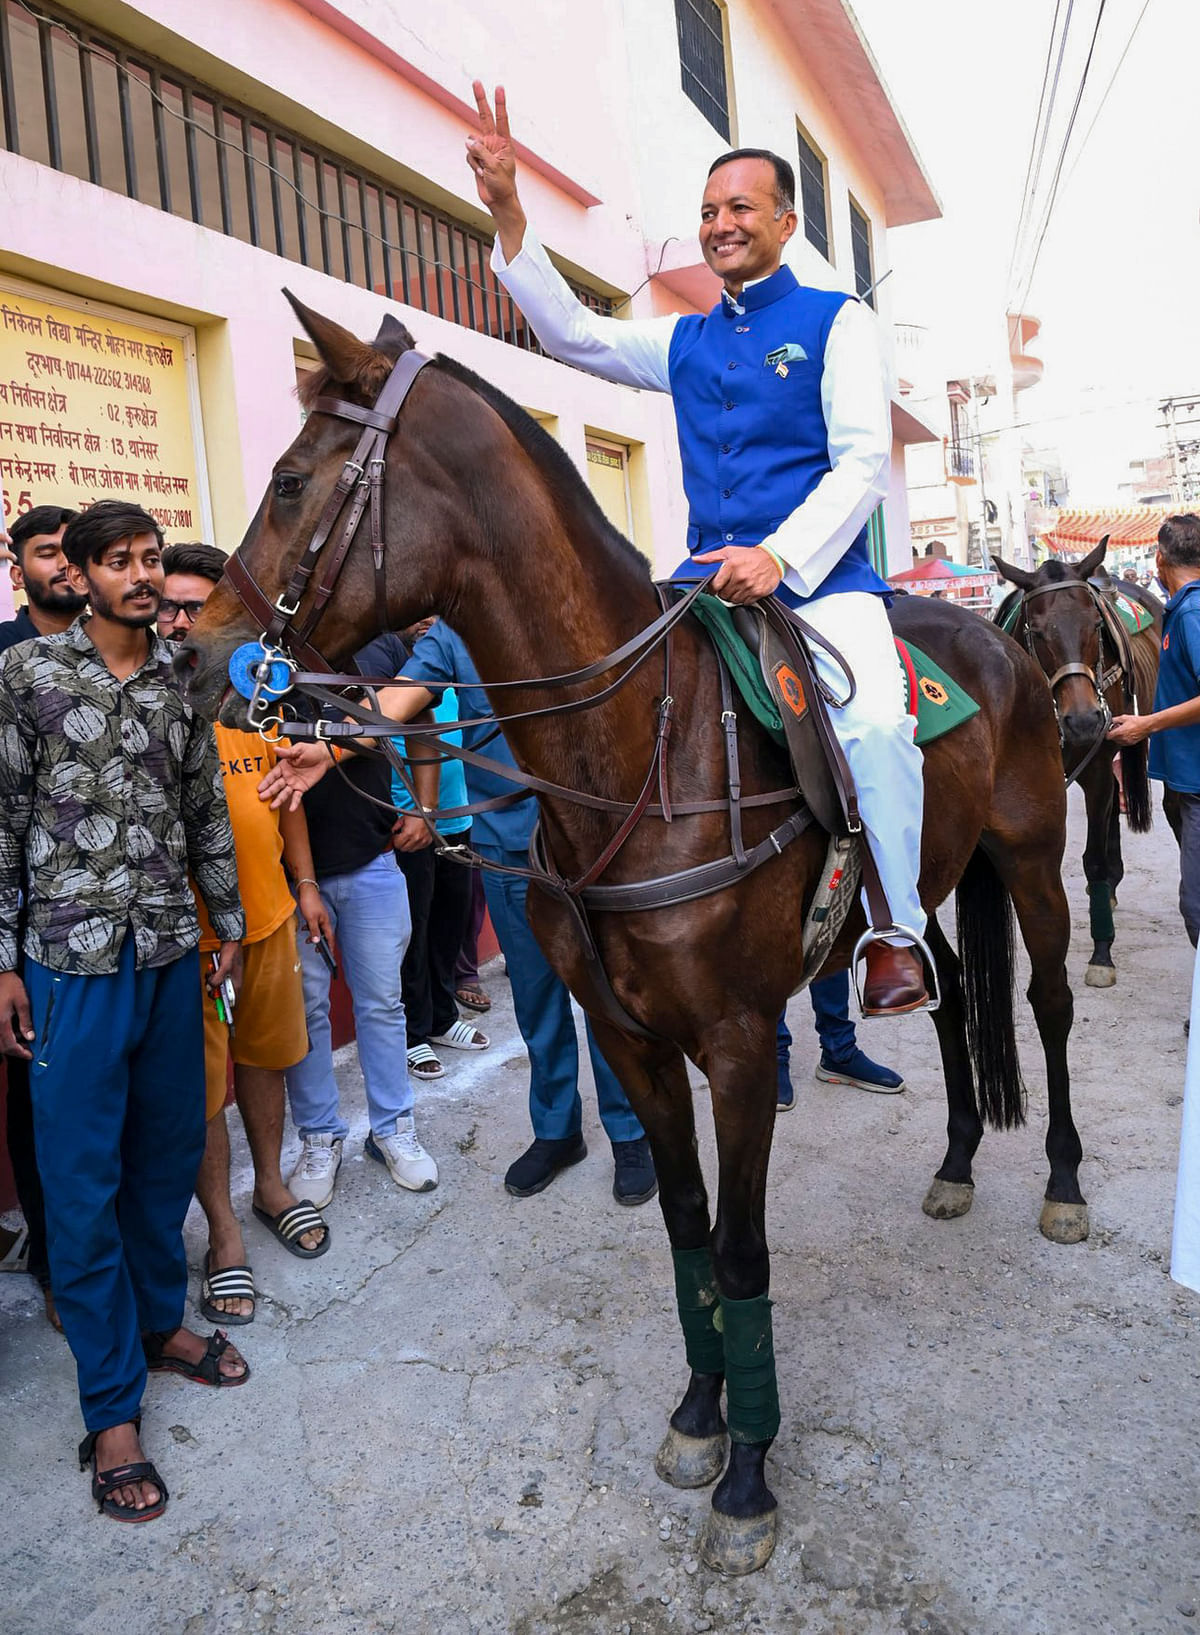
[
  {"x1": 993, "y1": 543, "x2": 1161, "y2": 987},
  {"x1": 178, "y1": 302, "x2": 1084, "y2": 1576}
]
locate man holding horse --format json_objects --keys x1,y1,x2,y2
[
  {"x1": 1110, "y1": 512, "x2": 1200, "y2": 945},
  {"x1": 465, "y1": 86, "x2": 928, "y2": 1015}
]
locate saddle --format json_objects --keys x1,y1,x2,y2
[{"x1": 684, "y1": 591, "x2": 977, "y2": 994}]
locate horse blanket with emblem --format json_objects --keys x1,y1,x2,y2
[{"x1": 689, "y1": 594, "x2": 980, "y2": 749}]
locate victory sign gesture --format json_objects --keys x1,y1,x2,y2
[{"x1": 466, "y1": 81, "x2": 527, "y2": 262}]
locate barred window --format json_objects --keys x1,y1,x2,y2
[
  {"x1": 796, "y1": 126, "x2": 830, "y2": 261},
  {"x1": 850, "y1": 197, "x2": 875, "y2": 308},
  {"x1": 674, "y1": 0, "x2": 730, "y2": 141},
  {"x1": 0, "y1": 0, "x2": 613, "y2": 350}
]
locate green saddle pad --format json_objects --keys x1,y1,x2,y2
[
  {"x1": 689, "y1": 594, "x2": 979, "y2": 749},
  {"x1": 1112, "y1": 591, "x2": 1156, "y2": 636},
  {"x1": 997, "y1": 587, "x2": 1155, "y2": 639}
]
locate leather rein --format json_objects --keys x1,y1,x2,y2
[
  {"x1": 219, "y1": 345, "x2": 811, "y2": 913},
  {"x1": 1007, "y1": 579, "x2": 1128, "y2": 786}
]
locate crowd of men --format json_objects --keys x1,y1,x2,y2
[{"x1": 0, "y1": 498, "x2": 660, "y2": 1523}]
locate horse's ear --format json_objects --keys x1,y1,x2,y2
[
  {"x1": 1077, "y1": 537, "x2": 1108, "y2": 580},
  {"x1": 372, "y1": 313, "x2": 415, "y2": 356},
  {"x1": 993, "y1": 556, "x2": 1035, "y2": 591},
  {"x1": 283, "y1": 288, "x2": 376, "y2": 385}
]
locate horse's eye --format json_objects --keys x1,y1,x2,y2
[{"x1": 273, "y1": 472, "x2": 307, "y2": 499}]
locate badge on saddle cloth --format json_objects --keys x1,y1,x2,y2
[
  {"x1": 918, "y1": 675, "x2": 949, "y2": 708},
  {"x1": 773, "y1": 662, "x2": 807, "y2": 719}
]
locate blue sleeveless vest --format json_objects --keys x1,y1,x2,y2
[{"x1": 666, "y1": 264, "x2": 889, "y2": 604}]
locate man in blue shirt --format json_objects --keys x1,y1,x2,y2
[
  {"x1": 262, "y1": 621, "x2": 658, "y2": 1205},
  {"x1": 1110, "y1": 513, "x2": 1200, "y2": 944},
  {"x1": 463, "y1": 85, "x2": 928, "y2": 1018}
]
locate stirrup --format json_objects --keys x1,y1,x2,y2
[{"x1": 850, "y1": 924, "x2": 940, "y2": 1016}]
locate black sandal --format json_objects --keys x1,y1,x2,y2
[
  {"x1": 78, "y1": 1416, "x2": 169, "y2": 1523},
  {"x1": 142, "y1": 1327, "x2": 251, "y2": 1387},
  {"x1": 199, "y1": 1253, "x2": 256, "y2": 1326}
]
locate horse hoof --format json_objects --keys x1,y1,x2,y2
[
  {"x1": 1085, "y1": 963, "x2": 1117, "y2": 988},
  {"x1": 1039, "y1": 1200, "x2": 1090, "y2": 1244},
  {"x1": 655, "y1": 1426, "x2": 728, "y2": 1489},
  {"x1": 922, "y1": 1178, "x2": 974, "y2": 1220},
  {"x1": 698, "y1": 1505, "x2": 778, "y2": 1575}
]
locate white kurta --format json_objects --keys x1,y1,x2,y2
[{"x1": 492, "y1": 231, "x2": 925, "y2": 938}]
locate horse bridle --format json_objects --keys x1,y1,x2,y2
[
  {"x1": 1013, "y1": 579, "x2": 1126, "y2": 786},
  {"x1": 223, "y1": 349, "x2": 434, "y2": 676}
]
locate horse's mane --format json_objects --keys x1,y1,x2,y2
[
  {"x1": 430, "y1": 352, "x2": 652, "y2": 581},
  {"x1": 297, "y1": 333, "x2": 652, "y2": 583}
]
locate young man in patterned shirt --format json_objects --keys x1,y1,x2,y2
[{"x1": 0, "y1": 501, "x2": 249, "y2": 1524}]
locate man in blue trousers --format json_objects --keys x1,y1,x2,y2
[
  {"x1": 777, "y1": 973, "x2": 904, "y2": 1110},
  {"x1": 0, "y1": 501, "x2": 249, "y2": 1524},
  {"x1": 262, "y1": 620, "x2": 658, "y2": 1206}
]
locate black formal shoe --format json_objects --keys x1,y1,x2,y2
[
  {"x1": 611, "y1": 1137, "x2": 658, "y2": 1206},
  {"x1": 504, "y1": 1134, "x2": 588, "y2": 1197}
]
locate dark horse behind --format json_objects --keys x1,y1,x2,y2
[
  {"x1": 993, "y1": 545, "x2": 1161, "y2": 987},
  {"x1": 177, "y1": 300, "x2": 1085, "y2": 1575}
]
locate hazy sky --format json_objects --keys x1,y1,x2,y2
[{"x1": 850, "y1": 0, "x2": 1200, "y2": 501}]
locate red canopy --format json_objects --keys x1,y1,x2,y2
[{"x1": 1040, "y1": 507, "x2": 1171, "y2": 556}]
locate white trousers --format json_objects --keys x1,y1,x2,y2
[{"x1": 797, "y1": 591, "x2": 926, "y2": 938}]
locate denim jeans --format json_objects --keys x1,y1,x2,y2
[
  {"x1": 478, "y1": 847, "x2": 644, "y2": 1144},
  {"x1": 286, "y1": 852, "x2": 413, "y2": 1140}
]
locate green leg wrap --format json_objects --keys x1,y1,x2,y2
[
  {"x1": 1088, "y1": 879, "x2": 1115, "y2": 944},
  {"x1": 672, "y1": 1247, "x2": 725, "y2": 1376},
  {"x1": 719, "y1": 1292, "x2": 780, "y2": 1445}
]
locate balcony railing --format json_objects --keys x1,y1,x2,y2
[
  {"x1": 945, "y1": 440, "x2": 976, "y2": 483},
  {"x1": 0, "y1": 0, "x2": 613, "y2": 352}
]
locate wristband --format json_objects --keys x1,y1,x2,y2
[
  {"x1": 759, "y1": 545, "x2": 787, "y2": 578},
  {"x1": 296, "y1": 877, "x2": 318, "y2": 889}
]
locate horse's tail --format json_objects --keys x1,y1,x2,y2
[
  {"x1": 954, "y1": 847, "x2": 1026, "y2": 1130},
  {"x1": 1121, "y1": 636, "x2": 1157, "y2": 834},
  {"x1": 1120, "y1": 742, "x2": 1152, "y2": 833}
]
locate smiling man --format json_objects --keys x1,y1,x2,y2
[
  {"x1": 0, "y1": 500, "x2": 248, "y2": 1524},
  {"x1": 465, "y1": 86, "x2": 928, "y2": 1015}
]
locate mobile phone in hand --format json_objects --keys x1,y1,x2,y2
[{"x1": 313, "y1": 933, "x2": 338, "y2": 977}]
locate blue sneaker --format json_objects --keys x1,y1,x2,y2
[
  {"x1": 815, "y1": 1047, "x2": 905, "y2": 1095},
  {"x1": 777, "y1": 1061, "x2": 795, "y2": 1112}
]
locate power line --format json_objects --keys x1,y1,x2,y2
[
  {"x1": 1059, "y1": 0, "x2": 1154, "y2": 196},
  {"x1": 1010, "y1": 0, "x2": 1111, "y2": 323},
  {"x1": 1005, "y1": 0, "x2": 1075, "y2": 298}
]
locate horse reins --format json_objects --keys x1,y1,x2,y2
[
  {"x1": 217, "y1": 346, "x2": 812, "y2": 911},
  {"x1": 1011, "y1": 579, "x2": 1127, "y2": 787}
]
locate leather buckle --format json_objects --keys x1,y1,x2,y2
[{"x1": 274, "y1": 588, "x2": 301, "y2": 618}]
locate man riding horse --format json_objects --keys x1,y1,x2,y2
[{"x1": 466, "y1": 85, "x2": 928, "y2": 1016}]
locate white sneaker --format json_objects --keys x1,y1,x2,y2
[
  {"x1": 287, "y1": 1133, "x2": 344, "y2": 1209},
  {"x1": 365, "y1": 1116, "x2": 438, "y2": 1192}
]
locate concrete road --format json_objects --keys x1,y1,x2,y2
[{"x1": 3, "y1": 789, "x2": 1199, "y2": 1635}]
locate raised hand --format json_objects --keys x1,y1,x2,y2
[{"x1": 466, "y1": 81, "x2": 521, "y2": 222}]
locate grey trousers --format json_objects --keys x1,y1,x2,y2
[{"x1": 1165, "y1": 787, "x2": 1200, "y2": 948}]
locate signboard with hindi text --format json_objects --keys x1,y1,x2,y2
[{"x1": 0, "y1": 275, "x2": 211, "y2": 543}]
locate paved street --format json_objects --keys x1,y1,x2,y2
[{"x1": 3, "y1": 790, "x2": 1199, "y2": 1635}]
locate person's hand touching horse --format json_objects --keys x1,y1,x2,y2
[{"x1": 466, "y1": 81, "x2": 527, "y2": 263}]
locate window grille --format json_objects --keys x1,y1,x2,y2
[
  {"x1": 674, "y1": 0, "x2": 730, "y2": 140},
  {"x1": 0, "y1": 0, "x2": 613, "y2": 352},
  {"x1": 849, "y1": 198, "x2": 874, "y2": 307},
  {"x1": 795, "y1": 127, "x2": 829, "y2": 261}
]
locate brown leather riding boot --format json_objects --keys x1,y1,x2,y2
[{"x1": 861, "y1": 943, "x2": 929, "y2": 1016}]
